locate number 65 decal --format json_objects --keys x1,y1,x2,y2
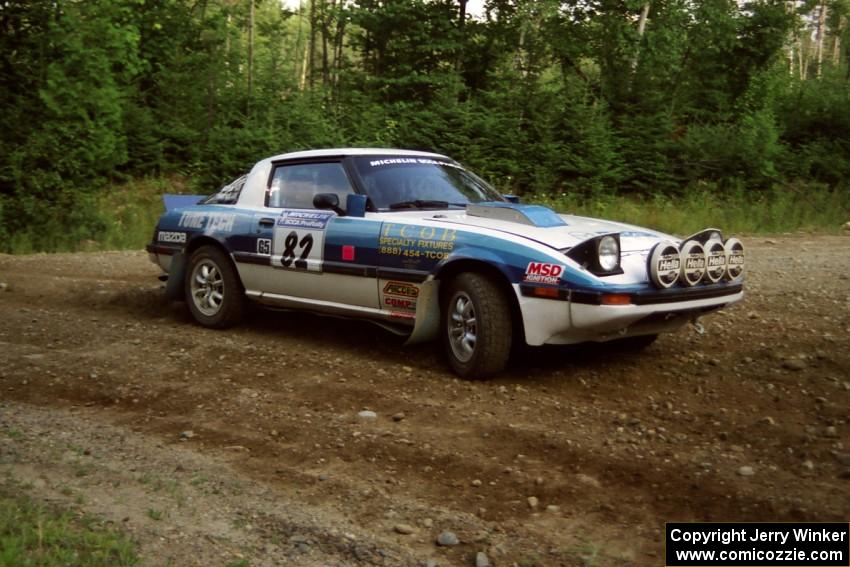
[{"x1": 281, "y1": 231, "x2": 313, "y2": 269}]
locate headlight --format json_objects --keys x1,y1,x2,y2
[
  {"x1": 724, "y1": 237, "x2": 744, "y2": 280},
  {"x1": 565, "y1": 233, "x2": 622, "y2": 276},
  {"x1": 648, "y1": 241, "x2": 681, "y2": 288},
  {"x1": 704, "y1": 239, "x2": 727, "y2": 283},
  {"x1": 597, "y1": 236, "x2": 620, "y2": 271},
  {"x1": 679, "y1": 240, "x2": 707, "y2": 286}
]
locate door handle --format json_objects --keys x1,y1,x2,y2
[{"x1": 259, "y1": 217, "x2": 276, "y2": 227}]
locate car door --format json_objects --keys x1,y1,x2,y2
[{"x1": 257, "y1": 160, "x2": 381, "y2": 309}]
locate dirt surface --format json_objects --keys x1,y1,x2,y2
[{"x1": 1, "y1": 235, "x2": 848, "y2": 566}]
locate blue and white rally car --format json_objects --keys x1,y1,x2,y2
[{"x1": 147, "y1": 149, "x2": 744, "y2": 378}]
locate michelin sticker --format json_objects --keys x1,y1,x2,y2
[
  {"x1": 369, "y1": 157, "x2": 464, "y2": 170},
  {"x1": 277, "y1": 210, "x2": 334, "y2": 230}
]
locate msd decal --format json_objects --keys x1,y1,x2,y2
[{"x1": 524, "y1": 262, "x2": 564, "y2": 285}]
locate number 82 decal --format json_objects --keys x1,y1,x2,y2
[{"x1": 281, "y1": 231, "x2": 313, "y2": 269}]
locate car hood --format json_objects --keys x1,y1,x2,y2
[{"x1": 378, "y1": 206, "x2": 674, "y2": 252}]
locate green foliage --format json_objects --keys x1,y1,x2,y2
[
  {"x1": 0, "y1": 480, "x2": 137, "y2": 567},
  {"x1": 0, "y1": 0, "x2": 847, "y2": 252},
  {"x1": 537, "y1": 182, "x2": 850, "y2": 235}
]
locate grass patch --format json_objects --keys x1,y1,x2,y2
[
  {"x1": 0, "y1": 480, "x2": 137, "y2": 566},
  {"x1": 2, "y1": 428, "x2": 23, "y2": 440},
  {"x1": 94, "y1": 177, "x2": 185, "y2": 251},
  {"x1": 534, "y1": 182, "x2": 850, "y2": 236}
]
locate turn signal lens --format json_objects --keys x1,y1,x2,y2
[
  {"x1": 601, "y1": 293, "x2": 631, "y2": 305},
  {"x1": 531, "y1": 287, "x2": 560, "y2": 299}
]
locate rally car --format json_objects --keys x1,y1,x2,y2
[{"x1": 147, "y1": 149, "x2": 744, "y2": 378}]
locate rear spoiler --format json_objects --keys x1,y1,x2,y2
[{"x1": 163, "y1": 194, "x2": 206, "y2": 211}]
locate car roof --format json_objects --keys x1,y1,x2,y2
[
  {"x1": 265, "y1": 148, "x2": 451, "y2": 162},
  {"x1": 237, "y1": 148, "x2": 457, "y2": 208}
]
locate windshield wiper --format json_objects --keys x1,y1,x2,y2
[{"x1": 388, "y1": 200, "x2": 466, "y2": 210}]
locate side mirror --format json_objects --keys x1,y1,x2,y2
[
  {"x1": 313, "y1": 193, "x2": 345, "y2": 216},
  {"x1": 503, "y1": 194, "x2": 520, "y2": 204},
  {"x1": 346, "y1": 194, "x2": 368, "y2": 218}
]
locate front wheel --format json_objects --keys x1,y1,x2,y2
[
  {"x1": 185, "y1": 245, "x2": 244, "y2": 328},
  {"x1": 441, "y1": 273, "x2": 513, "y2": 379}
]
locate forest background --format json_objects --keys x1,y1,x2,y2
[{"x1": 1, "y1": 0, "x2": 848, "y2": 252}]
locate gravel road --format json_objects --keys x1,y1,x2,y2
[{"x1": 1, "y1": 235, "x2": 848, "y2": 566}]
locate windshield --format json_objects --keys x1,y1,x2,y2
[{"x1": 351, "y1": 156, "x2": 504, "y2": 210}]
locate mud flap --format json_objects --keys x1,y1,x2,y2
[
  {"x1": 404, "y1": 279, "x2": 440, "y2": 345},
  {"x1": 165, "y1": 252, "x2": 187, "y2": 302}
]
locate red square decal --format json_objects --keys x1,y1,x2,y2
[{"x1": 342, "y1": 245, "x2": 355, "y2": 261}]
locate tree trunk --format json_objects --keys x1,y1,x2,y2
[
  {"x1": 321, "y1": 0, "x2": 330, "y2": 86},
  {"x1": 247, "y1": 0, "x2": 254, "y2": 105},
  {"x1": 333, "y1": 14, "x2": 346, "y2": 96},
  {"x1": 833, "y1": 17, "x2": 844, "y2": 66},
  {"x1": 456, "y1": 0, "x2": 468, "y2": 71},
  {"x1": 816, "y1": 0, "x2": 827, "y2": 77},
  {"x1": 631, "y1": 1, "x2": 651, "y2": 71},
  {"x1": 786, "y1": 0, "x2": 795, "y2": 76},
  {"x1": 309, "y1": 0, "x2": 316, "y2": 88},
  {"x1": 294, "y1": 0, "x2": 305, "y2": 88}
]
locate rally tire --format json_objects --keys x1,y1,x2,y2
[
  {"x1": 441, "y1": 273, "x2": 513, "y2": 379},
  {"x1": 185, "y1": 245, "x2": 244, "y2": 329}
]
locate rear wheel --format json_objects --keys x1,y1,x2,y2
[
  {"x1": 441, "y1": 273, "x2": 513, "y2": 379},
  {"x1": 185, "y1": 245, "x2": 244, "y2": 328}
]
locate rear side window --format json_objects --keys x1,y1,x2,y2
[
  {"x1": 268, "y1": 162, "x2": 354, "y2": 210},
  {"x1": 203, "y1": 175, "x2": 246, "y2": 205}
]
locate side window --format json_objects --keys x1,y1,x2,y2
[
  {"x1": 268, "y1": 162, "x2": 354, "y2": 210},
  {"x1": 203, "y1": 175, "x2": 246, "y2": 205}
]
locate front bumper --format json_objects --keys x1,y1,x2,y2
[{"x1": 516, "y1": 283, "x2": 744, "y2": 346}]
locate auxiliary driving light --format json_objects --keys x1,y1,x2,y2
[
  {"x1": 648, "y1": 241, "x2": 681, "y2": 288},
  {"x1": 704, "y1": 239, "x2": 727, "y2": 283},
  {"x1": 724, "y1": 237, "x2": 745, "y2": 280},
  {"x1": 679, "y1": 240, "x2": 707, "y2": 286}
]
